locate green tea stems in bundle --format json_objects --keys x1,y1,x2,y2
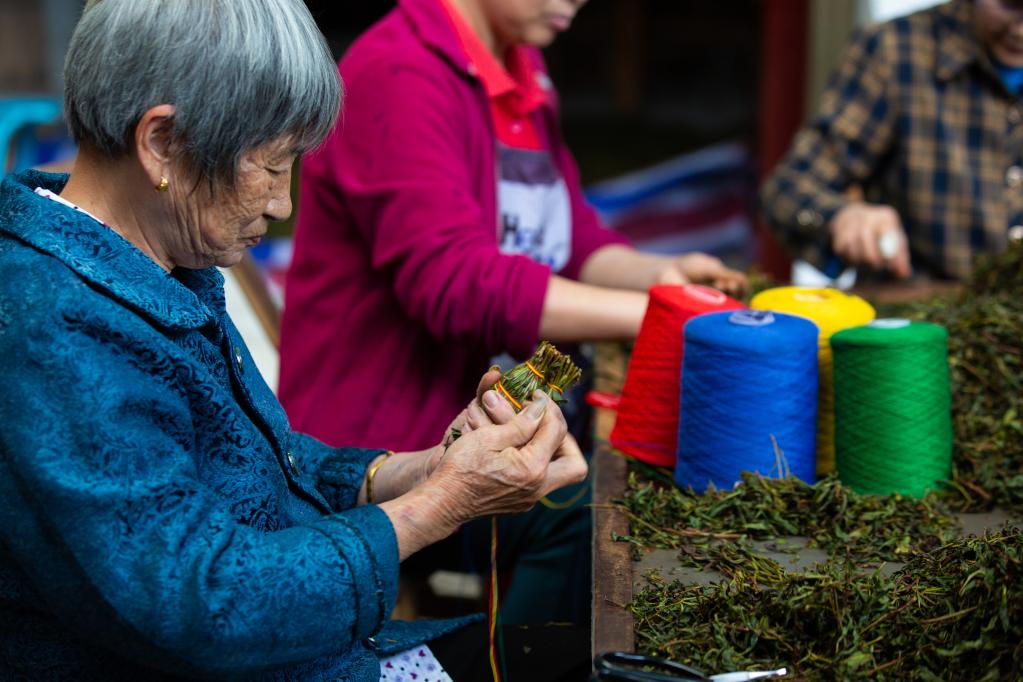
[
  {"x1": 447, "y1": 341, "x2": 581, "y2": 444},
  {"x1": 543, "y1": 350, "x2": 583, "y2": 405},
  {"x1": 495, "y1": 340, "x2": 582, "y2": 410},
  {"x1": 497, "y1": 343, "x2": 585, "y2": 514}
]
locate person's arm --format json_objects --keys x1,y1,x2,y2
[
  {"x1": 578, "y1": 244, "x2": 748, "y2": 297},
  {"x1": 540, "y1": 274, "x2": 647, "y2": 341},
  {"x1": 295, "y1": 370, "x2": 543, "y2": 516},
  {"x1": 534, "y1": 57, "x2": 745, "y2": 308},
  {"x1": 1, "y1": 297, "x2": 583, "y2": 676},
  {"x1": 376, "y1": 394, "x2": 584, "y2": 559},
  {"x1": 759, "y1": 22, "x2": 905, "y2": 275},
  {"x1": 332, "y1": 56, "x2": 551, "y2": 360},
  {"x1": 332, "y1": 56, "x2": 660, "y2": 352},
  {"x1": 1, "y1": 305, "x2": 401, "y2": 678},
  {"x1": 288, "y1": 429, "x2": 436, "y2": 514}
]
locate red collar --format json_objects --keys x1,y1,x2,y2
[{"x1": 437, "y1": 0, "x2": 547, "y2": 117}]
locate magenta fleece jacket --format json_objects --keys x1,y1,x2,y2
[{"x1": 279, "y1": 0, "x2": 629, "y2": 451}]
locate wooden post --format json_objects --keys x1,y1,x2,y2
[{"x1": 756, "y1": 0, "x2": 810, "y2": 281}]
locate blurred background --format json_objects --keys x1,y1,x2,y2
[{"x1": 0, "y1": 0, "x2": 942, "y2": 387}]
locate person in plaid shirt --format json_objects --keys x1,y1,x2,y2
[{"x1": 761, "y1": 0, "x2": 1023, "y2": 281}]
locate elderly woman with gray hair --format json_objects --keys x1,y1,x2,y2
[{"x1": 0, "y1": 1, "x2": 589, "y2": 680}]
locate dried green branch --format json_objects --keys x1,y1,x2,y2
[{"x1": 630, "y1": 528, "x2": 1023, "y2": 680}]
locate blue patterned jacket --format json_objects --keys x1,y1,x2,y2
[{"x1": 0, "y1": 171, "x2": 472, "y2": 681}]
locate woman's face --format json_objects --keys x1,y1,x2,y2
[
  {"x1": 976, "y1": 0, "x2": 1023, "y2": 67},
  {"x1": 167, "y1": 139, "x2": 295, "y2": 269},
  {"x1": 482, "y1": 0, "x2": 589, "y2": 49}
]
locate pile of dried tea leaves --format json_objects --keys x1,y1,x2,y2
[
  {"x1": 618, "y1": 243, "x2": 1023, "y2": 678},
  {"x1": 630, "y1": 528, "x2": 1023, "y2": 681},
  {"x1": 615, "y1": 471, "x2": 959, "y2": 564},
  {"x1": 896, "y1": 243, "x2": 1023, "y2": 510}
]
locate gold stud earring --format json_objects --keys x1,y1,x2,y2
[{"x1": 155, "y1": 177, "x2": 169, "y2": 192}]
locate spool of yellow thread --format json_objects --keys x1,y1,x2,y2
[{"x1": 750, "y1": 287, "x2": 875, "y2": 476}]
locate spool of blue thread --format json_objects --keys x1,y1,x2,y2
[{"x1": 675, "y1": 309, "x2": 820, "y2": 492}]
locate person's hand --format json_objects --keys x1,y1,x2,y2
[
  {"x1": 439, "y1": 367, "x2": 516, "y2": 455},
  {"x1": 830, "y1": 202, "x2": 911, "y2": 278},
  {"x1": 437, "y1": 368, "x2": 579, "y2": 473},
  {"x1": 654, "y1": 253, "x2": 748, "y2": 297},
  {"x1": 429, "y1": 392, "x2": 587, "y2": 521},
  {"x1": 378, "y1": 391, "x2": 587, "y2": 558}
]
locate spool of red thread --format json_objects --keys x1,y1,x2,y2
[{"x1": 610, "y1": 284, "x2": 744, "y2": 467}]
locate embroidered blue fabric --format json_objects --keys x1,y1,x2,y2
[{"x1": 0, "y1": 171, "x2": 476, "y2": 681}]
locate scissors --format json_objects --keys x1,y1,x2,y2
[{"x1": 593, "y1": 652, "x2": 787, "y2": 682}]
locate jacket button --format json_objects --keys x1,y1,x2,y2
[
  {"x1": 233, "y1": 346, "x2": 244, "y2": 374},
  {"x1": 796, "y1": 208, "x2": 821, "y2": 229},
  {"x1": 286, "y1": 450, "x2": 300, "y2": 476},
  {"x1": 1006, "y1": 165, "x2": 1023, "y2": 189}
]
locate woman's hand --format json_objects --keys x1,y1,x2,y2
[
  {"x1": 431, "y1": 367, "x2": 517, "y2": 475},
  {"x1": 378, "y1": 393, "x2": 587, "y2": 559},
  {"x1": 441, "y1": 368, "x2": 582, "y2": 477},
  {"x1": 654, "y1": 253, "x2": 748, "y2": 297},
  {"x1": 579, "y1": 244, "x2": 748, "y2": 298},
  {"x1": 367, "y1": 367, "x2": 563, "y2": 507},
  {"x1": 431, "y1": 393, "x2": 586, "y2": 518},
  {"x1": 440, "y1": 367, "x2": 517, "y2": 453}
]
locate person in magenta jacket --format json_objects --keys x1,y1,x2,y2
[
  {"x1": 279, "y1": 0, "x2": 746, "y2": 625},
  {"x1": 280, "y1": 0, "x2": 746, "y2": 452}
]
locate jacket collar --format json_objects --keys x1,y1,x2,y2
[
  {"x1": 399, "y1": 0, "x2": 475, "y2": 75},
  {"x1": 936, "y1": 1, "x2": 987, "y2": 83},
  {"x1": 0, "y1": 170, "x2": 222, "y2": 332},
  {"x1": 397, "y1": 0, "x2": 553, "y2": 107}
]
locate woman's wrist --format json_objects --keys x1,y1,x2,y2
[
  {"x1": 359, "y1": 447, "x2": 440, "y2": 505},
  {"x1": 364, "y1": 451, "x2": 395, "y2": 504},
  {"x1": 378, "y1": 481, "x2": 465, "y2": 560},
  {"x1": 423, "y1": 443, "x2": 446, "y2": 479},
  {"x1": 579, "y1": 245, "x2": 666, "y2": 291}
]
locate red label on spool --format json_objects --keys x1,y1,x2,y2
[{"x1": 683, "y1": 284, "x2": 728, "y2": 306}]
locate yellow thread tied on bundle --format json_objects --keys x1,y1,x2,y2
[{"x1": 750, "y1": 287, "x2": 875, "y2": 476}]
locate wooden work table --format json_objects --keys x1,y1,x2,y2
[
  {"x1": 590, "y1": 342, "x2": 634, "y2": 656},
  {"x1": 588, "y1": 325, "x2": 1015, "y2": 661}
]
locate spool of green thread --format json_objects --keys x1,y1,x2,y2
[{"x1": 831, "y1": 320, "x2": 952, "y2": 497}]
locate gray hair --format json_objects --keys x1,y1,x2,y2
[{"x1": 64, "y1": 0, "x2": 341, "y2": 184}]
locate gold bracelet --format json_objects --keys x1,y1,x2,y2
[{"x1": 365, "y1": 450, "x2": 394, "y2": 504}]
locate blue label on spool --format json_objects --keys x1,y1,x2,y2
[
  {"x1": 868, "y1": 318, "x2": 911, "y2": 329},
  {"x1": 729, "y1": 309, "x2": 775, "y2": 326}
]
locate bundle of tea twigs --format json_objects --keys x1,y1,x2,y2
[
  {"x1": 494, "y1": 340, "x2": 582, "y2": 410},
  {"x1": 630, "y1": 528, "x2": 1023, "y2": 681},
  {"x1": 449, "y1": 340, "x2": 581, "y2": 444}
]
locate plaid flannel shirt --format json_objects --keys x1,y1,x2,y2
[{"x1": 760, "y1": 0, "x2": 1023, "y2": 280}]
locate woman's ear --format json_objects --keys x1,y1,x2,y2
[{"x1": 134, "y1": 104, "x2": 177, "y2": 190}]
